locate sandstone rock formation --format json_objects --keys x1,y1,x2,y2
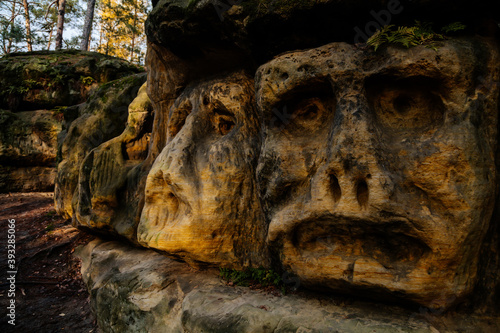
[
  {"x1": 55, "y1": 73, "x2": 147, "y2": 219},
  {"x1": 256, "y1": 39, "x2": 500, "y2": 308},
  {"x1": 77, "y1": 239, "x2": 500, "y2": 333},
  {"x1": 0, "y1": 109, "x2": 61, "y2": 191},
  {"x1": 52, "y1": 0, "x2": 500, "y2": 330},
  {"x1": 137, "y1": 71, "x2": 268, "y2": 269},
  {"x1": 0, "y1": 50, "x2": 141, "y2": 111},
  {"x1": 74, "y1": 81, "x2": 153, "y2": 240},
  {"x1": 0, "y1": 51, "x2": 143, "y2": 193}
]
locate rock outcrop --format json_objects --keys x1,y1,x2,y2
[
  {"x1": 0, "y1": 50, "x2": 142, "y2": 111},
  {"x1": 49, "y1": 0, "x2": 500, "y2": 331},
  {"x1": 255, "y1": 39, "x2": 499, "y2": 308},
  {"x1": 55, "y1": 73, "x2": 147, "y2": 219},
  {"x1": 0, "y1": 50, "x2": 143, "y2": 193},
  {"x1": 74, "y1": 81, "x2": 153, "y2": 240},
  {"x1": 137, "y1": 71, "x2": 268, "y2": 269},
  {"x1": 0, "y1": 109, "x2": 61, "y2": 191},
  {"x1": 77, "y1": 239, "x2": 500, "y2": 333}
]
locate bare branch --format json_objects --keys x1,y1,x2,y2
[{"x1": 44, "y1": 0, "x2": 58, "y2": 21}]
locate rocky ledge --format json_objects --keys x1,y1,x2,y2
[{"x1": 76, "y1": 239, "x2": 500, "y2": 333}]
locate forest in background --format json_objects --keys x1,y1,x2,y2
[{"x1": 0, "y1": 0, "x2": 150, "y2": 64}]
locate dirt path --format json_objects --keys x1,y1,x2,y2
[{"x1": 0, "y1": 192, "x2": 97, "y2": 332}]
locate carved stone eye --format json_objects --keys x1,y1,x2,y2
[
  {"x1": 212, "y1": 106, "x2": 235, "y2": 136},
  {"x1": 271, "y1": 81, "x2": 334, "y2": 133},
  {"x1": 217, "y1": 116, "x2": 235, "y2": 136},
  {"x1": 366, "y1": 76, "x2": 445, "y2": 132},
  {"x1": 393, "y1": 94, "x2": 414, "y2": 115},
  {"x1": 169, "y1": 100, "x2": 192, "y2": 138},
  {"x1": 294, "y1": 98, "x2": 323, "y2": 122}
]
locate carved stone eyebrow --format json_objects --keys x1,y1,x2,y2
[{"x1": 210, "y1": 100, "x2": 233, "y2": 117}]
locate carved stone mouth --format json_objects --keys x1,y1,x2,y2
[{"x1": 291, "y1": 217, "x2": 430, "y2": 272}]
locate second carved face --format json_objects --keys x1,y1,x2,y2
[{"x1": 137, "y1": 72, "x2": 267, "y2": 268}]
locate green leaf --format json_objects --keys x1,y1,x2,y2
[{"x1": 441, "y1": 22, "x2": 466, "y2": 34}]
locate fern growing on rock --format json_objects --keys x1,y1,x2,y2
[{"x1": 367, "y1": 21, "x2": 465, "y2": 51}]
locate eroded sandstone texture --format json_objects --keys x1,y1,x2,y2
[
  {"x1": 256, "y1": 40, "x2": 499, "y2": 308},
  {"x1": 55, "y1": 74, "x2": 147, "y2": 219},
  {"x1": 76, "y1": 240, "x2": 499, "y2": 333},
  {"x1": 137, "y1": 72, "x2": 267, "y2": 268},
  {"x1": 75, "y1": 82, "x2": 153, "y2": 240},
  {"x1": 0, "y1": 51, "x2": 142, "y2": 192},
  {"x1": 61, "y1": 0, "x2": 500, "y2": 328},
  {"x1": 0, "y1": 50, "x2": 141, "y2": 111}
]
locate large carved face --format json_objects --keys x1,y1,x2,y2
[
  {"x1": 137, "y1": 72, "x2": 266, "y2": 268},
  {"x1": 256, "y1": 39, "x2": 499, "y2": 308}
]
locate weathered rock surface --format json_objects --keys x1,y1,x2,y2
[
  {"x1": 135, "y1": 37, "x2": 500, "y2": 309},
  {"x1": 55, "y1": 0, "x2": 500, "y2": 329},
  {"x1": 0, "y1": 51, "x2": 144, "y2": 192},
  {"x1": 55, "y1": 73, "x2": 147, "y2": 219},
  {"x1": 0, "y1": 166, "x2": 57, "y2": 192},
  {"x1": 0, "y1": 50, "x2": 142, "y2": 111},
  {"x1": 147, "y1": 0, "x2": 499, "y2": 62},
  {"x1": 137, "y1": 71, "x2": 268, "y2": 269},
  {"x1": 77, "y1": 239, "x2": 500, "y2": 333},
  {"x1": 255, "y1": 39, "x2": 500, "y2": 308},
  {"x1": 0, "y1": 109, "x2": 61, "y2": 192},
  {"x1": 74, "y1": 82, "x2": 154, "y2": 240}
]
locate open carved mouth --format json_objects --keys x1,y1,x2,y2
[{"x1": 291, "y1": 217, "x2": 431, "y2": 273}]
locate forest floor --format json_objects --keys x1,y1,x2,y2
[{"x1": 0, "y1": 192, "x2": 98, "y2": 333}]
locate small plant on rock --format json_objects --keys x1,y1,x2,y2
[
  {"x1": 367, "y1": 21, "x2": 466, "y2": 51},
  {"x1": 219, "y1": 267, "x2": 286, "y2": 294},
  {"x1": 80, "y1": 76, "x2": 94, "y2": 86},
  {"x1": 441, "y1": 22, "x2": 467, "y2": 34}
]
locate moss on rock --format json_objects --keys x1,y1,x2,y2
[
  {"x1": 0, "y1": 50, "x2": 143, "y2": 111},
  {"x1": 54, "y1": 73, "x2": 147, "y2": 219}
]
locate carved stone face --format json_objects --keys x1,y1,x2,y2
[
  {"x1": 76, "y1": 82, "x2": 153, "y2": 240},
  {"x1": 256, "y1": 40, "x2": 499, "y2": 308},
  {"x1": 137, "y1": 72, "x2": 266, "y2": 268}
]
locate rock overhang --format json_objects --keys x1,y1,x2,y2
[{"x1": 146, "y1": 0, "x2": 500, "y2": 63}]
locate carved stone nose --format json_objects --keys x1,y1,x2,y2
[
  {"x1": 355, "y1": 178, "x2": 369, "y2": 207},
  {"x1": 319, "y1": 94, "x2": 383, "y2": 211},
  {"x1": 327, "y1": 171, "x2": 372, "y2": 212}
]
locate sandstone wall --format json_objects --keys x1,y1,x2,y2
[
  {"x1": 0, "y1": 51, "x2": 143, "y2": 193},
  {"x1": 55, "y1": 0, "x2": 500, "y2": 330}
]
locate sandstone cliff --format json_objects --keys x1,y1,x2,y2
[
  {"x1": 47, "y1": 0, "x2": 500, "y2": 331},
  {"x1": 0, "y1": 50, "x2": 143, "y2": 193}
]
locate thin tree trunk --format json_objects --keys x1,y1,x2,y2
[
  {"x1": 7, "y1": 0, "x2": 16, "y2": 53},
  {"x1": 129, "y1": 3, "x2": 137, "y2": 62},
  {"x1": 55, "y1": 0, "x2": 66, "y2": 50},
  {"x1": 47, "y1": 26, "x2": 54, "y2": 50},
  {"x1": 22, "y1": 0, "x2": 32, "y2": 51},
  {"x1": 130, "y1": 35, "x2": 135, "y2": 62},
  {"x1": 80, "y1": 0, "x2": 96, "y2": 51},
  {"x1": 98, "y1": 25, "x2": 103, "y2": 52}
]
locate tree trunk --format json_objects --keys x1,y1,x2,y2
[
  {"x1": 47, "y1": 26, "x2": 54, "y2": 50},
  {"x1": 22, "y1": 0, "x2": 32, "y2": 51},
  {"x1": 80, "y1": 0, "x2": 96, "y2": 51},
  {"x1": 129, "y1": 2, "x2": 138, "y2": 62},
  {"x1": 98, "y1": 25, "x2": 103, "y2": 52},
  {"x1": 7, "y1": 0, "x2": 16, "y2": 53},
  {"x1": 55, "y1": 0, "x2": 66, "y2": 50}
]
